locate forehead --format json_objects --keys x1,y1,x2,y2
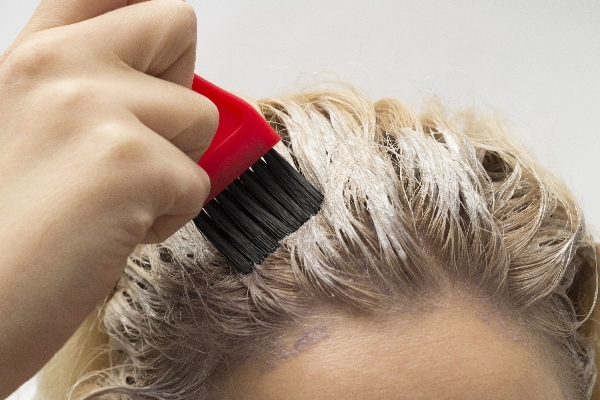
[{"x1": 216, "y1": 302, "x2": 565, "y2": 400}]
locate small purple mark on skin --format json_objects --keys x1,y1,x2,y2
[
  {"x1": 291, "y1": 325, "x2": 328, "y2": 355},
  {"x1": 477, "y1": 311, "x2": 490, "y2": 324},
  {"x1": 261, "y1": 325, "x2": 329, "y2": 371},
  {"x1": 475, "y1": 307, "x2": 525, "y2": 342},
  {"x1": 270, "y1": 347, "x2": 291, "y2": 360},
  {"x1": 263, "y1": 360, "x2": 277, "y2": 370}
]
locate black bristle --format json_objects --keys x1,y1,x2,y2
[
  {"x1": 193, "y1": 149, "x2": 324, "y2": 274},
  {"x1": 203, "y1": 201, "x2": 265, "y2": 263},
  {"x1": 192, "y1": 210, "x2": 253, "y2": 274},
  {"x1": 250, "y1": 161, "x2": 312, "y2": 222},
  {"x1": 214, "y1": 191, "x2": 279, "y2": 255},
  {"x1": 262, "y1": 150, "x2": 323, "y2": 214},
  {"x1": 237, "y1": 170, "x2": 304, "y2": 227},
  {"x1": 225, "y1": 183, "x2": 295, "y2": 238}
]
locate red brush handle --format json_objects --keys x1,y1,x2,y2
[{"x1": 192, "y1": 75, "x2": 281, "y2": 204}]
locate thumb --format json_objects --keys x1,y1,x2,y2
[{"x1": 20, "y1": 0, "x2": 149, "y2": 35}]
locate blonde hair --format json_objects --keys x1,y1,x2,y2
[{"x1": 37, "y1": 87, "x2": 599, "y2": 399}]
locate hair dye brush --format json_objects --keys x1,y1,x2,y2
[{"x1": 191, "y1": 75, "x2": 323, "y2": 274}]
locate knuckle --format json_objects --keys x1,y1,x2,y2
[
  {"x1": 173, "y1": 1, "x2": 198, "y2": 28},
  {"x1": 130, "y1": 210, "x2": 156, "y2": 241},
  {"x1": 163, "y1": 0, "x2": 197, "y2": 37},
  {"x1": 92, "y1": 122, "x2": 149, "y2": 165},
  {"x1": 85, "y1": 123, "x2": 159, "y2": 238},
  {"x1": 46, "y1": 79, "x2": 95, "y2": 109},
  {"x1": 0, "y1": 36, "x2": 62, "y2": 80}
]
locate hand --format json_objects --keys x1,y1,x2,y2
[{"x1": 0, "y1": 0, "x2": 218, "y2": 395}]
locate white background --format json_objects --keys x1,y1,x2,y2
[{"x1": 2, "y1": 1, "x2": 599, "y2": 399}]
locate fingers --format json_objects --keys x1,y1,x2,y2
[
  {"x1": 112, "y1": 71, "x2": 219, "y2": 160},
  {"x1": 143, "y1": 178, "x2": 208, "y2": 244},
  {"x1": 99, "y1": 119, "x2": 212, "y2": 244},
  {"x1": 69, "y1": 115, "x2": 212, "y2": 244},
  {"x1": 3, "y1": 0, "x2": 212, "y2": 156},
  {"x1": 16, "y1": 1, "x2": 197, "y2": 88},
  {"x1": 3, "y1": 0, "x2": 214, "y2": 238},
  {"x1": 77, "y1": 0, "x2": 198, "y2": 85},
  {"x1": 142, "y1": 164, "x2": 211, "y2": 244}
]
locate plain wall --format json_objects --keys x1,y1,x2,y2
[{"x1": 2, "y1": 1, "x2": 599, "y2": 398}]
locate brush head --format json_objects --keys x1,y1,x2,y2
[
  {"x1": 193, "y1": 148, "x2": 323, "y2": 273},
  {"x1": 191, "y1": 75, "x2": 323, "y2": 273},
  {"x1": 192, "y1": 75, "x2": 282, "y2": 205}
]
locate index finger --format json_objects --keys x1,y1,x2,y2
[{"x1": 68, "y1": 0, "x2": 198, "y2": 86}]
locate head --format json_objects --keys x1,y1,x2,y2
[{"x1": 38, "y1": 87, "x2": 599, "y2": 399}]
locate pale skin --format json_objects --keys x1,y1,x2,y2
[
  {"x1": 0, "y1": 0, "x2": 218, "y2": 396},
  {"x1": 217, "y1": 300, "x2": 567, "y2": 400}
]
